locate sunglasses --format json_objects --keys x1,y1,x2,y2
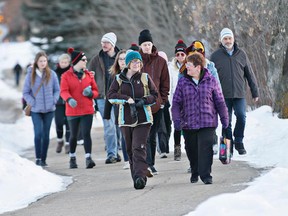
[
  {"x1": 191, "y1": 47, "x2": 203, "y2": 53},
  {"x1": 81, "y1": 58, "x2": 87, "y2": 62},
  {"x1": 176, "y1": 53, "x2": 186, "y2": 57}
]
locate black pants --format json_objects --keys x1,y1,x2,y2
[
  {"x1": 146, "y1": 109, "x2": 163, "y2": 167},
  {"x1": 68, "y1": 115, "x2": 93, "y2": 154},
  {"x1": 174, "y1": 129, "x2": 181, "y2": 146},
  {"x1": 121, "y1": 124, "x2": 151, "y2": 181},
  {"x1": 158, "y1": 101, "x2": 172, "y2": 153},
  {"x1": 183, "y1": 127, "x2": 216, "y2": 180},
  {"x1": 54, "y1": 105, "x2": 70, "y2": 142}
]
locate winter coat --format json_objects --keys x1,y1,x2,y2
[
  {"x1": 107, "y1": 69, "x2": 158, "y2": 127},
  {"x1": 172, "y1": 68, "x2": 229, "y2": 130},
  {"x1": 22, "y1": 67, "x2": 60, "y2": 113},
  {"x1": 140, "y1": 46, "x2": 170, "y2": 113},
  {"x1": 168, "y1": 58, "x2": 182, "y2": 104},
  {"x1": 55, "y1": 65, "x2": 70, "y2": 105},
  {"x1": 60, "y1": 67, "x2": 99, "y2": 116},
  {"x1": 210, "y1": 43, "x2": 259, "y2": 99},
  {"x1": 88, "y1": 47, "x2": 120, "y2": 99}
]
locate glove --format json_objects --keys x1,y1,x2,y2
[
  {"x1": 129, "y1": 103, "x2": 138, "y2": 121},
  {"x1": 83, "y1": 86, "x2": 93, "y2": 97},
  {"x1": 222, "y1": 128, "x2": 229, "y2": 139},
  {"x1": 135, "y1": 99, "x2": 145, "y2": 108},
  {"x1": 68, "y1": 98, "x2": 77, "y2": 108},
  {"x1": 174, "y1": 120, "x2": 181, "y2": 131}
]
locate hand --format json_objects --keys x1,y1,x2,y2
[
  {"x1": 68, "y1": 98, "x2": 77, "y2": 108},
  {"x1": 127, "y1": 98, "x2": 135, "y2": 104},
  {"x1": 89, "y1": 71, "x2": 95, "y2": 78},
  {"x1": 135, "y1": 99, "x2": 145, "y2": 108},
  {"x1": 174, "y1": 120, "x2": 181, "y2": 131},
  {"x1": 129, "y1": 103, "x2": 138, "y2": 120},
  {"x1": 222, "y1": 128, "x2": 229, "y2": 139},
  {"x1": 83, "y1": 86, "x2": 92, "y2": 97},
  {"x1": 253, "y1": 97, "x2": 259, "y2": 102}
]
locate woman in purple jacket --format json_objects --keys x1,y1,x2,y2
[{"x1": 172, "y1": 52, "x2": 228, "y2": 184}]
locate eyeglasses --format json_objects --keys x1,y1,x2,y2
[
  {"x1": 131, "y1": 60, "x2": 141, "y2": 65},
  {"x1": 176, "y1": 53, "x2": 186, "y2": 57},
  {"x1": 191, "y1": 47, "x2": 203, "y2": 53},
  {"x1": 81, "y1": 58, "x2": 87, "y2": 62},
  {"x1": 118, "y1": 58, "x2": 125, "y2": 61}
]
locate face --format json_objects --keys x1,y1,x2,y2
[
  {"x1": 118, "y1": 53, "x2": 126, "y2": 70},
  {"x1": 59, "y1": 58, "x2": 70, "y2": 69},
  {"x1": 101, "y1": 41, "x2": 114, "y2": 52},
  {"x1": 175, "y1": 52, "x2": 186, "y2": 64},
  {"x1": 140, "y1": 41, "x2": 153, "y2": 54},
  {"x1": 75, "y1": 56, "x2": 87, "y2": 69},
  {"x1": 129, "y1": 59, "x2": 141, "y2": 72},
  {"x1": 186, "y1": 62, "x2": 200, "y2": 78},
  {"x1": 221, "y1": 36, "x2": 234, "y2": 50},
  {"x1": 37, "y1": 56, "x2": 48, "y2": 70}
]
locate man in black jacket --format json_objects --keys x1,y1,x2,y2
[{"x1": 210, "y1": 28, "x2": 259, "y2": 155}]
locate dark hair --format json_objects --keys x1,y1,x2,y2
[
  {"x1": 186, "y1": 52, "x2": 205, "y2": 70},
  {"x1": 31, "y1": 51, "x2": 51, "y2": 85}
]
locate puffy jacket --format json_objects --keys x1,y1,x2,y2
[
  {"x1": 107, "y1": 70, "x2": 158, "y2": 127},
  {"x1": 55, "y1": 64, "x2": 70, "y2": 105},
  {"x1": 172, "y1": 68, "x2": 228, "y2": 130},
  {"x1": 60, "y1": 67, "x2": 99, "y2": 116},
  {"x1": 22, "y1": 67, "x2": 60, "y2": 113}
]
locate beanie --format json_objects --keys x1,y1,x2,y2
[
  {"x1": 67, "y1": 47, "x2": 85, "y2": 65},
  {"x1": 220, "y1": 28, "x2": 234, "y2": 41},
  {"x1": 125, "y1": 51, "x2": 142, "y2": 66},
  {"x1": 101, "y1": 32, "x2": 117, "y2": 47},
  {"x1": 175, "y1": 39, "x2": 187, "y2": 54},
  {"x1": 186, "y1": 40, "x2": 205, "y2": 57},
  {"x1": 138, "y1": 29, "x2": 153, "y2": 45},
  {"x1": 128, "y1": 43, "x2": 139, "y2": 51}
]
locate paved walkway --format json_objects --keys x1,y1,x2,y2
[{"x1": 3, "y1": 126, "x2": 261, "y2": 216}]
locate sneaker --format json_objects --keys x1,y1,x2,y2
[
  {"x1": 105, "y1": 157, "x2": 117, "y2": 164},
  {"x1": 146, "y1": 167, "x2": 154, "y2": 178},
  {"x1": 134, "y1": 177, "x2": 146, "y2": 190},
  {"x1": 202, "y1": 177, "x2": 213, "y2": 185},
  {"x1": 56, "y1": 140, "x2": 64, "y2": 153},
  {"x1": 190, "y1": 174, "x2": 199, "y2": 183},
  {"x1": 35, "y1": 159, "x2": 41, "y2": 166},
  {"x1": 116, "y1": 153, "x2": 122, "y2": 162},
  {"x1": 123, "y1": 161, "x2": 130, "y2": 170},
  {"x1": 234, "y1": 142, "x2": 247, "y2": 155},
  {"x1": 187, "y1": 167, "x2": 191, "y2": 173},
  {"x1": 64, "y1": 145, "x2": 70, "y2": 154},
  {"x1": 86, "y1": 157, "x2": 96, "y2": 169},
  {"x1": 70, "y1": 157, "x2": 78, "y2": 169},
  {"x1": 160, "y1": 153, "x2": 167, "y2": 159},
  {"x1": 149, "y1": 166, "x2": 158, "y2": 175},
  {"x1": 174, "y1": 145, "x2": 181, "y2": 161}
]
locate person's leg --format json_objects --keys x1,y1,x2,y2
[
  {"x1": 41, "y1": 111, "x2": 54, "y2": 164},
  {"x1": 174, "y1": 129, "x2": 182, "y2": 161},
  {"x1": 68, "y1": 117, "x2": 80, "y2": 168},
  {"x1": 163, "y1": 101, "x2": 172, "y2": 153},
  {"x1": 121, "y1": 127, "x2": 133, "y2": 175},
  {"x1": 80, "y1": 115, "x2": 93, "y2": 154},
  {"x1": 157, "y1": 111, "x2": 167, "y2": 157},
  {"x1": 31, "y1": 112, "x2": 43, "y2": 165},
  {"x1": 55, "y1": 106, "x2": 64, "y2": 153}
]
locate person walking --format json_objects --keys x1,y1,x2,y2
[
  {"x1": 210, "y1": 28, "x2": 259, "y2": 155},
  {"x1": 168, "y1": 39, "x2": 187, "y2": 161},
  {"x1": 138, "y1": 29, "x2": 170, "y2": 175},
  {"x1": 60, "y1": 48, "x2": 99, "y2": 169},
  {"x1": 104, "y1": 49, "x2": 130, "y2": 169},
  {"x1": 107, "y1": 51, "x2": 158, "y2": 189},
  {"x1": 88, "y1": 32, "x2": 120, "y2": 164},
  {"x1": 13, "y1": 62, "x2": 22, "y2": 87},
  {"x1": 22, "y1": 51, "x2": 60, "y2": 167},
  {"x1": 172, "y1": 52, "x2": 229, "y2": 184}
]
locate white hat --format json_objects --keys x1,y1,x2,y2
[
  {"x1": 101, "y1": 32, "x2": 117, "y2": 47},
  {"x1": 220, "y1": 28, "x2": 234, "y2": 41}
]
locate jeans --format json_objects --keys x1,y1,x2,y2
[
  {"x1": 96, "y1": 99, "x2": 118, "y2": 158},
  {"x1": 225, "y1": 98, "x2": 246, "y2": 143},
  {"x1": 31, "y1": 111, "x2": 54, "y2": 162}
]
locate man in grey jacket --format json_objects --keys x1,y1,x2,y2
[{"x1": 210, "y1": 28, "x2": 259, "y2": 155}]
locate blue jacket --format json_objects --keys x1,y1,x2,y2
[{"x1": 22, "y1": 67, "x2": 60, "y2": 113}]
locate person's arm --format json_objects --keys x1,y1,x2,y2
[
  {"x1": 159, "y1": 61, "x2": 170, "y2": 105},
  {"x1": 243, "y1": 53, "x2": 259, "y2": 100}
]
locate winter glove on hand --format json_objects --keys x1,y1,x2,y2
[
  {"x1": 129, "y1": 103, "x2": 138, "y2": 121},
  {"x1": 83, "y1": 86, "x2": 93, "y2": 97},
  {"x1": 135, "y1": 99, "x2": 145, "y2": 108},
  {"x1": 68, "y1": 98, "x2": 77, "y2": 108},
  {"x1": 174, "y1": 120, "x2": 181, "y2": 131}
]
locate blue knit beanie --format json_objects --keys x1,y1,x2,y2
[{"x1": 125, "y1": 51, "x2": 142, "y2": 66}]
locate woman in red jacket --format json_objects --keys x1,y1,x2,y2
[{"x1": 60, "y1": 48, "x2": 99, "y2": 169}]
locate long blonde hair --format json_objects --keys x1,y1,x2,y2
[
  {"x1": 31, "y1": 51, "x2": 51, "y2": 85},
  {"x1": 109, "y1": 49, "x2": 126, "y2": 78}
]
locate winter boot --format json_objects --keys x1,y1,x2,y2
[
  {"x1": 69, "y1": 156, "x2": 78, "y2": 169},
  {"x1": 64, "y1": 143, "x2": 70, "y2": 154},
  {"x1": 86, "y1": 157, "x2": 96, "y2": 169},
  {"x1": 134, "y1": 177, "x2": 146, "y2": 189},
  {"x1": 56, "y1": 140, "x2": 64, "y2": 153},
  {"x1": 174, "y1": 145, "x2": 181, "y2": 161},
  {"x1": 234, "y1": 142, "x2": 247, "y2": 155}
]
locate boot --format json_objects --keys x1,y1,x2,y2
[
  {"x1": 56, "y1": 140, "x2": 64, "y2": 153},
  {"x1": 234, "y1": 142, "x2": 247, "y2": 155},
  {"x1": 86, "y1": 157, "x2": 96, "y2": 169},
  {"x1": 64, "y1": 143, "x2": 70, "y2": 154},
  {"x1": 174, "y1": 145, "x2": 181, "y2": 161},
  {"x1": 69, "y1": 156, "x2": 78, "y2": 169}
]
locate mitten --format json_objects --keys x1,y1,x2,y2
[
  {"x1": 83, "y1": 86, "x2": 92, "y2": 97},
  {"x1": 174, "y1": 120, "x2": 181, "y2": 131},
  {"x1": 135, "y1": 99, "x2": 145, "y2": 108},
  {"x1": 68, "y1": 98, "x2": 77, "y2": 108}
]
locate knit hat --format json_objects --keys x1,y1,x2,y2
[
  {"x1": 128, "y1": 43, "x2": 139, "y2": 51},
  {"x1": 186, "y1": 40, "x2": 205, "y2": 57},
  {"x1": 138, "y1": 29, "x2": 153, "y2": 45},
  {"x1": 220, "y1": 28, "x2": 234, "y2": 41},
  {"x1": 101, "y1": 32, "x2": 117, "y2": 47},
  {"x1": 125, "y1": 51, "x2": 142, "y2": 66},
  {"x1": 175, "y1": 39, "x2": 187, "y2": 54},
  {"x1": 67, "y1": 47, "x2": 85, "y2": 65}
]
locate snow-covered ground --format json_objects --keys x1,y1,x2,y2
[{"x1": 0, "y1": 42, "x2": 288, "y2": 215}]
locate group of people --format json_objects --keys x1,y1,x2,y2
[{"x1": 22, "y1": 27, "x2": 259, "y2": 190}]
